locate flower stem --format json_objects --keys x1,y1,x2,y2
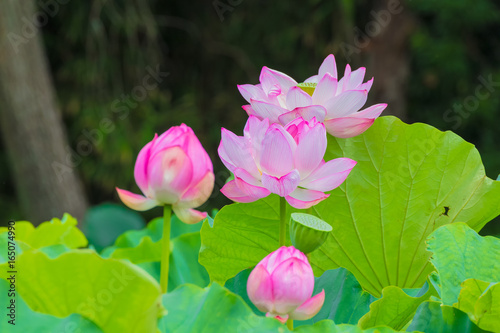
[
  {"x1": 160, "y1": 205, "x2": 172, "y2": 293},
  {"x1": 286, "y1": 319, "x2": 293, "y2": 330},
  {"x1": 279, "y1": 196, "x2": 286, "y2": 247}
]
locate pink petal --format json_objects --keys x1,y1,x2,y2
[
  {"x1": 244, "y1": 115, "x2": 270, "y2": 141},
  {"x1": 336, "y1": 64, "x2": 352, "y2": 93},
  {"x1": 285, "y1": 188, "x2": 329, "y2": 209},
  {"x1": 324, "y1": 90, "x2": 368, "y2": 118},
  {"x1": 133, "y1": 134, "x2": 157, "y2": 196},
  {"x1": 260, "y1": 70, "x2": 282, "y2": 97},
  {"x1": 234, "y1": 167, "x2": 261, "y2": 186},
  {"x1": 349, "y1": 103, "x2": 387, "y2": 118},
  {"x1": 243, "y1": 116, "x2": 270, "y2": 167},
  {"x1": 179, "y1": 171, "x2": 214, "y2": 208},
  {"x1": 242, "y1": 104, "x2": 256, "y2": 117},
  {"x1": 359, "y1": 77, "x2": 374, "y2": 92},
  {"x1": 238, "y1": 84, "x2": 267, "y2": 104},
  {"x1": 318, "y1": 54, "x2": 337, "y2": 80},
  {"x1": 260, "y1": 246, "x2": 289, "y2": 273},
  {"x1": 347, "y1": 67, "x2": 366, "y2": 89},
  {"x1": 260, "y1": 246, "x2": 309, "y2": 274},
  {"x1": 284, "y1": 116, "x2": 320, "y2": 140},
  {"x1": 172, "y1": 205, "x2": 207, "y2": 224},
  {"x1": 278, "y1": 105, "x2": 327, "y2": 125},
  {"x1": 259, "y1": 126, "x2": 296, "y2": 177},
  {"x1": 148, "y1": 146, "x2": 193, "y2": 204},
  {"x1": 220, "y1": 178, "x2": 270, "y2": 203},
  {"x1": 261, "y1": 66, "x2": 298, "y2": 92},
  {"x1": 301, "y1": 158, "x2": 357, "y2": 191},
  {"x1": 289, "y1": 290, "x2": 325, "y2": 321},
  {"x1": 323, "y1": 104, "x2": 386, "y2": 138},
  {"x1": 261, "y1": 170, "x2": 300, "y2": 197},
  {"x1": 294, "y1": 122, "x2": 326, "y2": 178},
  {"x1": 218, "y1": 128, "x2": 260, "y2": 176},
  {"x1": 250, "y1": 100, "x2": 288, "y2": 124},
  {"x1": 271, "y1": 257, "x2": 315, "y2": 315},
  {"x1": 182, "y1": 127, "x2": 213, "y2": 183},
  {"x1": 154, "y1": 125, "x2": 185, "y2": 148},
  {"x1": 324, "y1": 118, "x2": 374, "y2": 138},
  {"x1": 116, "y1": 188, "x2": 158, "y2": 211},
  {"x1": 247, "y1": 265, "x2": 274, "y2": 313},
  {"x1": 154, "y1": 125, "x2": 212, "y2": 184},
  {"x1": 312, "y1": 73, "x2": 338, "y2": 106},
  {"x1": 286, "y1": 86, "x2": 313, "y2": 110}
]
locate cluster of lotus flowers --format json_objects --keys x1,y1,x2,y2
[{"x1": 116, "y1": 55, "x2": 386, "y2": 323}]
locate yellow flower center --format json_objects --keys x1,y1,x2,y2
[{"x1": 297, "y1": 82, "x2": 317, "y2": 96}]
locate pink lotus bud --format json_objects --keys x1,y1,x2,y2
[
  {"x1": 247, "y1": 246, "x2": 325, "y2": 322},
  {"x1": 116, "y1": 124, "x2": 214, "y2": 224}
]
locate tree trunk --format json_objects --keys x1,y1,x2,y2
[
  {"x1": 363, "y1": 0, "x2": 416, "y2": 121},
  {"x1": 0, "y1": 0, "x2": 88, "y2": 225}
]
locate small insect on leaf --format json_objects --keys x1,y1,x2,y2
[{"x1": 443, "y1": 206, "x2": 450, "y2": 216}]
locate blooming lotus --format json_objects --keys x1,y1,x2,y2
[
  {"x1": 247, "y1": 246, "x2": 325, "y2": 323},
  {"x1": 116, "y1": 124, "x2": 214, "y2": 224},
  {"x1": 218, "y1": 116, "x2": 356, "y2": 209},
  {"x1": 237, "y1": 54, "x2": 387, "y2": 138}
]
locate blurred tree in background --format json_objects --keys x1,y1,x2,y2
[
  {"x1": 0, "y1": 0, "x2": 499, "y2": 232},
  {"x1": 0, "y1": 0, "x2": 88, "y2": 223}
]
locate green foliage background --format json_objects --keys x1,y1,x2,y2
[{"x1": 0, "y1": 0, "x2": 499, "y2": 235}]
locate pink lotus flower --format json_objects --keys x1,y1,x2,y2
[
  {"x1": 116, "y1": 124, "x2": 214, "y2": 224},
  {"x1": 247, "y1": 246, "x2": 325, "y2": 322},
  {"x1": 218, "y1": 116, "x2": 356, "y2": 209},
  {"x1": 237, "y1": 54, "x2": 387, "y2": 138}
]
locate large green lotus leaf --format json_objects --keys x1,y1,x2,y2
[
  {"x1": 0, "y1": 250, "x2": 162, "y2": 333},
  {"x1": 0, "y1": 213, "x2": 87, "y2": 249},
  {"x1": 226, "y1": 268, "x2": 376, "y2": 326},
  {"x1": 167, "y1": 232, "x2": 209, "y2": 290},
  {"x1": 308, "y1": 116, "x2": 500, "y2": 296},
  {"x1": 158, "y1": 283, "x2": 406, "y2": 333},
  {"x1": 408, "y1": 301, "x2": 486, "y2": 332},
  {"x1": 114, "y1": 216, "x2": 163, "y2": 247},
  {"x1": 455, "y1": 279, "x2": 500, "y2": 332},
  {"x1": 106, "y1": 235, "x2": 161, "y2": 262},
  {"x1": 158, "y1": 283, "x2": 394, "y2": 333},
  {"x1": 0, "y1": 280, "x2": 103, "y2": 333},
  {"x1": 358, "y1": 282, "x2": 436, "y2": 330},
  {"x1": 105, "y1": 231, "x2": 209, "y2": 291},
  {"x1": 200, "y1": 117, "x2": 500, "y2": 295},
  {"x1": 224, "y1": 268, "x2": 266, "y2": 315},
  {"x1": 83, "y1": 203, "x2": 145, "y2": 251},
  {"x1": 127, "y1": 214, "x2": 203, "y2": 245},
  {"x1": 427, "y1": 222, "x2": 500, "y2": 305},
  {"x1": 0, "y1": 233, "x2": 30, "y2": 264},
  {"x1": 104, "y1": 214, "x2": 201, "y2": 251},
  {"x1": 200, "y1": 195, "x2": 290, "y2": 284},
  {"x1": 101, "y1": 213, "x2": 209, "y2": 290},
  {"x1": 157, "y1": 283, "x2": 284, "y2": 332}
]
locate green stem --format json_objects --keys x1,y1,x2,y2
[
  {"x1": 279, "y1": 196, "x2": 286, "y2": 247},
  {"x1": 160, "y1": 205, "x2": 172, "y2": 293},
  {"x1": 286, "y1": 319, "x2": 293, "y2": 330}
]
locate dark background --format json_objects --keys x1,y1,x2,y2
[{"x1": 1, "y1": 0, "x2": 499, "y2": 234}]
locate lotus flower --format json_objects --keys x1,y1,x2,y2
[
  {"x1": 237, "y1": 54, "x2": 387, "y2": 138},
  {"x1": 247, "y1": 246, "x2": 325, "y2": 323},
  {"x1": 218, "y1": 116, "x2": 356, "y2": 209},
  {"x1": 116, "y1": 124, "x2": 214, "y2": 224}
]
